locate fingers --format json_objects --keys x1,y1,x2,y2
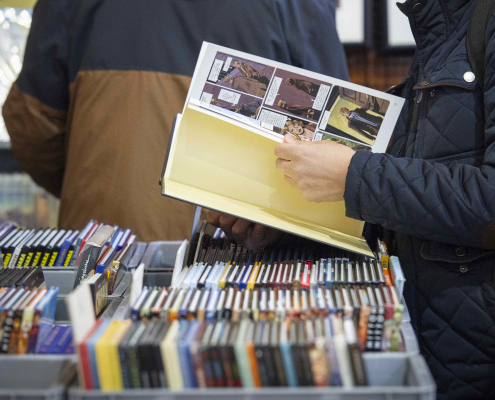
[
  {"x1": 231, "y1": 218, "x2": 252, "y2": 244},
  {"x1": 274, "y1": 140, "x2": 301, "y2": 160},
  {"x1": 275, "y1": 158, "x2": 293, "y2": 175},
  {"x1": 218, "y1": 214, "x2": 238, "y2": 238},
  {"x1": 206, "y1": 210, "x2": 222, "y2": 226},
  {"x1": 284, "y1": 175, "x2": 297, "y2": 187}
]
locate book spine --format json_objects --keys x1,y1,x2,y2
[
  {"x1": 348, "y1": 343, "x2": 367, "y2": 386},
  {"x1": 7, "y1": 309, "x2": 24, "y2": 354},
  {"x1": 118, "y1": 345, "x2": 131, "y2": 389},
  {"x1": 73, "y1": 246, "x2": 99, "y2": 289},
  {"x1": 127, "y1": 346, "x2": 142, "y2": 388},
  {"x1": 0, "y1": 309, "x2": 16, "y2": 353}
]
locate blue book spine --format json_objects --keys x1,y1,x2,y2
[
  {"x1": 89, "y1": 320, "x2": 112, "y2": 389},
  {"x1": 239, "y1": 264, "x2": 254, "y2": 290},
  {"x1": 280, "y1": 341, "x2": 298, "y2": 387}
]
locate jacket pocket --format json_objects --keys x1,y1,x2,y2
[{"x1": 421, "y1": 240, "x2": 495, "y2": 322}]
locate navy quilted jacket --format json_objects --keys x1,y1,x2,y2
[{"x1": 344, "y1": 1, "x2": 495, "y2": 398}]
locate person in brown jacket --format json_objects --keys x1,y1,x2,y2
[{"x1": 2, "y1": 0, "x2": 348, "y2": 241}]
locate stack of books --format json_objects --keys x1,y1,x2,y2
[
  {"x1": 0, "y1": 221, "x2": 136, "y2": 272},
  {"x1": 0, "y1": 266, "x2": 44, "y2": 288},
  {"x1": 0, "y1": 286, "x2": 65, "y2": 354},
  {"x1": 73, "y1": 225, "x2": 405, "y2": 391},
  {"x1": 78, "y1": 317, "x2": 365, "y2": 390}
]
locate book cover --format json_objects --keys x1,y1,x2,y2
[
  {"x1": 78, "y1": 318, "x2": 105, "y2": 389},
  {"x1": 33, "y1": 286, "x2": 59, "y2": 353},
  {"x1": 55, "y1": 229, "x2": 79, "y2": 266},
  {"x1": 16, "y1": 288, "x2": 46, "y2": 354},
  {"x1": 161, "y1": 42, "x2": 405, "y2": 255},
  {"x1": 73, "y1": 225, "x2": 114, "y2": 289}
]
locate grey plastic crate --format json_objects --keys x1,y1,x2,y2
[
  {"x1": 0, "y1": 355, "x2": 77, "y2": 400},
  {"x1": 68, "y1": 354, "x2": 434, "y2": 400},
  {"x1": 123, "y1": 242, "x2": 148, "y2": 271},
  {"x1": 52, "y1": 271, "x2": 132, "y2": 322},
  {"x1": 140, "y1": 241, "x2": 183, "y2": 270}
]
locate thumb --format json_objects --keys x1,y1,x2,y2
[{"x1": 284, "y1": 134, "x2": 297, "y2": 143}]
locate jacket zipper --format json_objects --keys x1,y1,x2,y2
[{"x1": 396, "y1": 93, "x2": 420, "y2": 157}]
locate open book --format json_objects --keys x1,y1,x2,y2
[{"x1": 161, "y1": 43, "x2": 405, "y2": 256}]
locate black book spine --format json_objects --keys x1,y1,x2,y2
[
  {"x1": 220, "y1": 346, "x2": 234, "y2": 387},
  {"x1": 263, "y1": 344, "x2": 277, "y2": 386},
  {"x1": 63, "y1": 243, "x2": 76, "y2": 266},
  {"x1": 118, "y1": 344, "x2": 131, "y2": 389},
  {"x1": 73, "y1": 245, "x2": 100, "y2": 289},
  {"x1": 153, "y1": 343, "x2": 167, "y2": 388},
  {"x1": 137, "y1": 344, "x2": 151, "y2": 388},
  {"x1": 126, "y1": 346, "x2": 142, "y2": 388},
  {"x1": 272, "y1": 346, "x2": 287, "y2": 386},
  {"x1": 0, "y1": 309, "x2": 16, "y2": 353},
  {"x1": 16, "y1": 245, "x2": 31, "y2": 267},
  {"x1": 348, "y1": 343, "x2": 368, "y2": 386},
  {"x1": 147, "y1": 342, "x2": 160, "y2": 388},
  {"x1": 40, "y1": 247, "x2": 54, "y2": 267},
  {"x1": 255, "y1": 344, "x2": 268, "y2": 387}
]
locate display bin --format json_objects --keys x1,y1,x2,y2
[
  {"x1": 43, "y1": 268, "x2": 132, "y2": 322},
  {"x1": 68, "y1": 354, "x2": 435, "y2": 400},
  {"x1": 0, "y1": 355, "x2": 78, "y2": 400},
  {"x1": 123, "y1": 242, "x2": 148, "y2": 271},
  {"x1": 140, "y1": 241, "x2": 184, "y2": 270}
]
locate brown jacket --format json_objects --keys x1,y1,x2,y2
[{"x1": 2, "y1": 0, "x2": 349, "y2": 241}]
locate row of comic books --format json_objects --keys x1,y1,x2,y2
[
  {"x1": 0, "y1": 285, "x2": 68, "y2": 354},
  {"x1": 78, "y1": 315, "x2": 366, "y2": 391},
  {"x1": 131, "y1": 282, "x2": 402, "y2": 354},
  {"x1": 0, "y1": 266, "x2": 44, "y2": 289},
  {"x1": 0, "y1": 221, "x2": 136, "y2": 292}
]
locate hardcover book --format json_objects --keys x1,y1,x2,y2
[{"x1": 161, "y1": 42, "x2": 405, "y2": 256}]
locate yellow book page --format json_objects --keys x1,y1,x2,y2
[{"x1": 163, "y1": 104, "x2": 371, "y2": 256}]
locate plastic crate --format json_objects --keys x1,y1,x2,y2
[
  {"x1": 0, "y1": 355, "x2": 77, "y2": 400},
  {"x1": 49, "y1": 270, "x2": 132, "y2": 322},
  {"x1": 140, "y1": 241, "x2": 184, "y2": 270},
  {"x1": 68, "y1": 353, "x2": 435, "y2": 400},
  {"x1": 123, "y1": 242, "x2": 148, "y2": 271}
]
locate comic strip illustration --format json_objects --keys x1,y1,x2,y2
[
  {"x1": 200, "y1": 83, "x2": 262, "y2": 119},
  {"x1": 313, "y1": 131, "x2": 372, "y2": 151},
  {"x1": 206, "y1": 52, "x2": 275, "y2": 98},
  {"x1": 258, "y1": 109, "x2": 318, "y2": 141},
  {"x1": 319, "y1": 86, "x2": 389, "y2": 146},
  {"x1": 263, "y1": 70, "x2": 332, "y2": 123}
]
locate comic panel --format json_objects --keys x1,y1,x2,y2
[
  {"x1": 263, "y1": 70, "x2": 332, "y2": 123},
  {"x1": 206, "y1": 52, "x2": 275, "y2": 98},
  {"x1": 200, "y1": 83, "x2": 262, "y2": 119},
  {"x1": 258, "y1": 108, "x2": 318, "y2": 141},
  {"x1": 313, "y1": 131, "x2": 371, "y2": 151},
  {"x1": 319, "y1": 86, "x2": 390, "y2": 146}
]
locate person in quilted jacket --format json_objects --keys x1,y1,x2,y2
[{"x1": 209, "y1": 1, "x2": 495, "y2": 398}]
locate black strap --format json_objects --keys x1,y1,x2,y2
[{"x1": 467, "y1": 0, "x2": 495, "y2": 89}]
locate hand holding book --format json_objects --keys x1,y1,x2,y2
[
  {"x1": 206, "y1": 211, "x2": 282, "y2": 251},
  {"x1": 275, "y1": 134, "x2": 355, "y2": 203}
]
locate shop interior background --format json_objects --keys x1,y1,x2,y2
[{"x1": 0, "y1": 0, "x2": 415, "y2": 228}]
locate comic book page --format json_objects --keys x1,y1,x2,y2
[{"x1": 185, "y1": 42, "x2": 404, "y2": 153}]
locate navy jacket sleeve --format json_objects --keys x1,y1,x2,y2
[{"x1": 344, "y1": 15, "x2": 495, "y2": 250}]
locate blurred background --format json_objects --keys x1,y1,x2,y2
[{"x1": 0, "y1": 0, "x2": 415, "y2": 229}]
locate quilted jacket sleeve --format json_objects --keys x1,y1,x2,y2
[{"x1": 344, "y1": 16, "x2": 495, "y2": 250}]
